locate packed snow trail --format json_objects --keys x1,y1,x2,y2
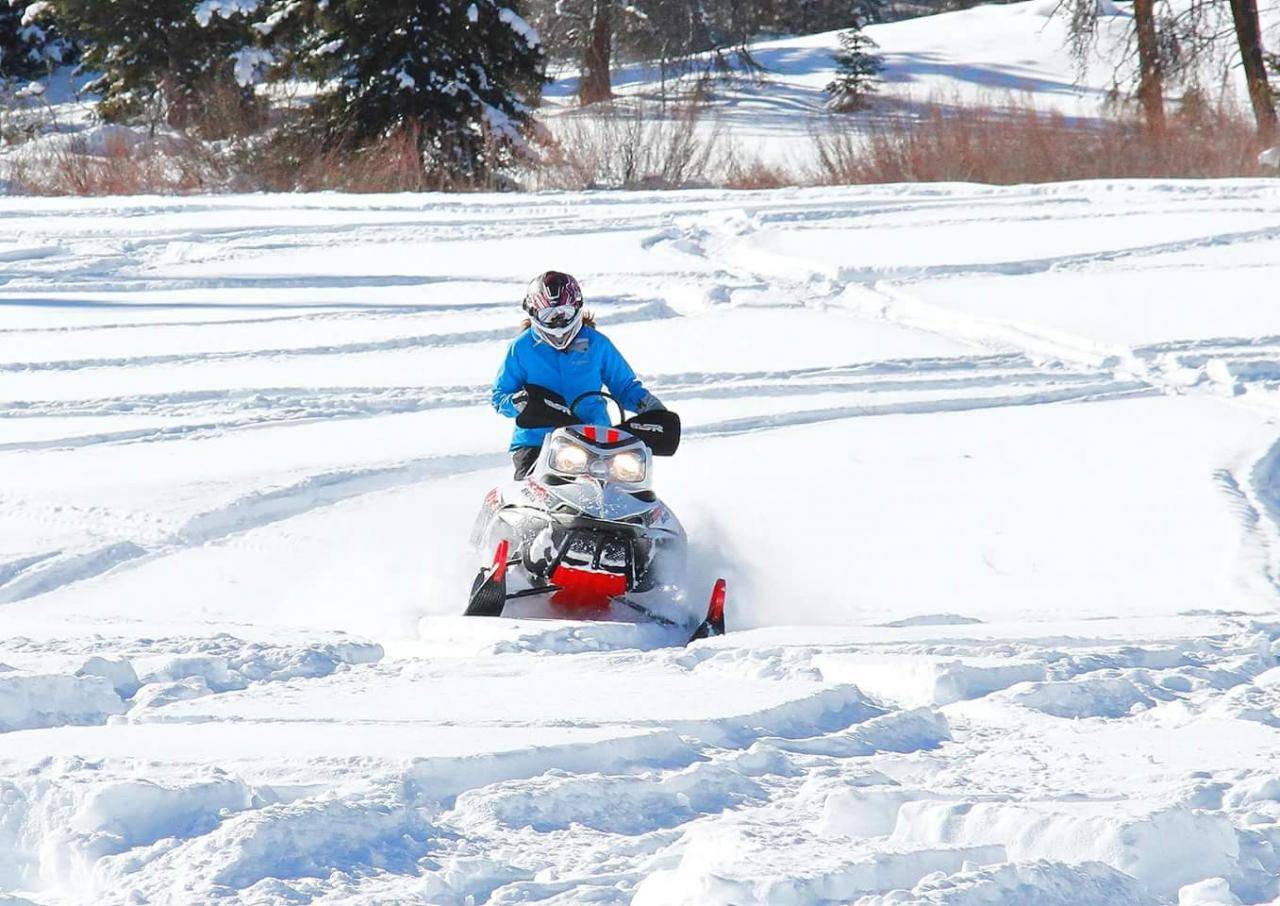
[{"x1": 2, "y1": 180, "x2": 1280, "y2": 905}]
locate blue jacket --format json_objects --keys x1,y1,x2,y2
[{"x1": 493, "y1": 326, "x2": 650, "y2": 451}]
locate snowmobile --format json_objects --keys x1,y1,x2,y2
[{"x1": 465, "y1": 386, "x2": 726, "y2": 644}]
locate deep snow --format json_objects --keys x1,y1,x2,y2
[{"x1": 2, "y1": 180, "x2": 1280, "y2": 904}]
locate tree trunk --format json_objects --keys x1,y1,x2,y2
[
  {"x1": 758, "y1": 0, "x2": 776, "y2": 30},
  {"x1": 1132, "y1": 0, "x2": 1166, "y2": 134},
  {"x1": 688, "y1": 4, "x2": 713, "y2": 54},
  {"x1": 578, "y1": 0, "x2": 612, "y2": 107},
  {"x1": 1228, "y1": 0, "x2": 1277, "y2": 143}
]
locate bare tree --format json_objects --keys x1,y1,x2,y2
[
  {"x1": 579, "y1": 0, "x2": 613, "y2": 106},
  {"x1": 531, "y1": 0, "x2": 879, "y2": 109},
  {"x1": 1226, "y1": 0, "x2": 1276, "y2": 142},
  {"x1": 1133, "y1": 0, "x2": 1167, "y2": 132}
]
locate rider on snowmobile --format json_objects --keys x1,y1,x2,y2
[{"x1": 492, "y1": 271, "x2": 665, "y2": 479}]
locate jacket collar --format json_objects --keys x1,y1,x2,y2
[{"x1": 530, "y1": 324, "x2": 591, "y2": 351}]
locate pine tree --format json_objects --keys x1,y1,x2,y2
[
  {"x1": 1, "y1": 1, "x2": 72, "y2": 83},
  {"x1": 51, "y1": 0, "x2": 256, "y2": 126},
  {"x1": 825, "y1": 25, "x2": 883, "y2": 112},
  {"x1": 254, "y1": 0, "x2": 546, "y2": 186}
]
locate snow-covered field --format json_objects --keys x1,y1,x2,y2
[{"x1": 2, "y1": 179, "x2": 1280, "y2": 904}]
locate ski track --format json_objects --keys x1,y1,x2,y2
[
  {"x1": 0, "y1": 451, "x2": 508, "y2": 604},
  {"x1": 0, "y1": 299, "x2": 678, "y2": 374},
  {"x1": 0, "y1": 361, "x2": 1111, "y2": 453},
  {"x1": 3, "y1": 182, "x2": 1280, "y2": 905}
]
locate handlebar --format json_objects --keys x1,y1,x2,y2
[
  {"x1": 514, "y1": 385, "x2": 681, "y2": 456},
  {"x1": 569, "y1": 390, "x2": 626, "y2": 424}
]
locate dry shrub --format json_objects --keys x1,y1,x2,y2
[
  {"x1": 7, "y1": 131, "x2": 228, "y2": 195},
  {"x1": 813, "y1": 97, "x2": 1268, "y2": 184},
  {"x1": 534, "y1": 100, "x2": 721, "y2": 190},
  {"x1": 245, "y1": 122, "x2": 516, "y2": 193},
  {"x1": 5, "y1": 121, "x2": 504, "y2": 196},
  {"x1": 248, "y1": 126, "x2": 429, "y2": 192},
  {"x1": 720, "y1": 146, "x2": 796, "y2": 189},
  {"x1": 177, "y1": 76, "x2": 268, "y2": 141}
]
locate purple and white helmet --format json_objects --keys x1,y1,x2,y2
[{"x1": 524, "y1": 270, "x2": 584, "y2": 350}]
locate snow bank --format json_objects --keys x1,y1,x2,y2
[
  {"x1": 890, "y1": 801, "x2": 1240, "y2": 896},
  {"x1": 70, "y1": 777, "x2": 255, "y2": 856},
  {"x1": 816, "y1": 653, "x2": 1046, "y2": 706},
  {"x1": 0, "y1": 244, "x2": 60, "y2": 263},
  {"x1": 765, "y1": 707, "x2": 951, "y2": 758},
  {"x1": 0, "y1": 770, "x2": 259, "y2": 893},
  {"x1": 851, "y1": 860, "x2": 1154, "y2": 905},
  {"x1": 1003, "y1": 673, "x2": 1156, "y2": 718},
  {"x1": 406, "y1": 729, "x2": 696, "y2": 803},
  {"x1": 0, "y1": 673, "x2": 125, "y2": 732},
  {"x1": 131, "y1": 676, "x2": 215, "y2": 710},
  {"x1": 815, "y1": 787, "x2": 936, "y2": 839},
  {"x1": 1179, "y1": 877, "x2": 1243, "y2": 905},
  {"x1": 1224, "y1": 774, "x2": 1280, "y2": 808},
  {"x1": 633, "y1": 824, "x2": 1005, "y2": 906},
  {"x1": 75, "y1": 657, "x2": 139, "y2": 699},
  {"x1": 136, "y1": 654, "x2": 238, "y2": 691},
  {"x1": 132, "y1": 638, "x2": 383, "y2": 696},
  {"x1": 666, "y1": 684, "x2": 885, "y2": 747},
  {"x1": 452, "y1": 758, "x2": 766, "y2": 835},
  {"x1": 418, "y1": 856, "x2": 533, "y2": 904},
  {"x1": 91, "y1": 791, "x2": 431, "y2": 899}
]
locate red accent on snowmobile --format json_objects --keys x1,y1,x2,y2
[
  {"x1": 708, "y1": 578, "x2": 726, "y2": 627},
  {"x1": 491, "y1": 539, "x2": 510, "y2": 583},
  {"x1": 582, "y1": 425, "x2": 598, "y2": 442},
  {"x1": 606, "y1": 428, "x2": 620, "y2": 444},
  {"x1": 549, "y1": 563, "x2": 626, "y2": 609},
  {"x1": 687, "y1": 579, "x2": 728, "y2": 642}
]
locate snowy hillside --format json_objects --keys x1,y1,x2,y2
[
  {"x1": 6, "y1": 0, "x2": 1280, "y2": 191},
  {"x1": 544, "y1": 0, "x2": 1280, "y2": 168},
  {"x1": 2, "y1": 179, "x2": 1280, "y2": 904}
]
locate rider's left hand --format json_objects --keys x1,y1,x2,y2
[{"x1": 637, "y1": 392, "x2": 666, "y2": 413}]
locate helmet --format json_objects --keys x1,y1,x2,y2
[{"x1": 524, "y1": 271, "x2": 584, "y2": 350}]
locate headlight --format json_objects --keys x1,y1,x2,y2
[
  {"x1": 550, "y1": 440, "x2": 589, "y2": 474},
  {"x1": 609, "y1": 450, "x2": 646, "y2": 483}
]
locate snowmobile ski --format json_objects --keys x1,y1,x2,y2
[
  {"x1": 688, "y1": 578, "x2": 727, "y2": 643},
  {"x1": 464, "y1": 539, "x2": 510, "y2": 617}
]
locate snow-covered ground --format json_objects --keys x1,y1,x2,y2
[{"x1": 2, "y1": 179, "x2": 1280, "y2": 904}]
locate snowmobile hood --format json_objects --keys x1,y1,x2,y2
[{"x1": 541, "y1": 476, "x2": 657, "y2": 523}]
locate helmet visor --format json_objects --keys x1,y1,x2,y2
[{"x1": 535, "y1": 303, "x2": 579, "y2": 329}]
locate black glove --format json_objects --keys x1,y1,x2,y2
[
  {"x1": 637, "y1": 392, "x2": 666, "y2": 413},
  {"x1": 514, "y1": 384, "x2": 577, "y2": 428}
]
